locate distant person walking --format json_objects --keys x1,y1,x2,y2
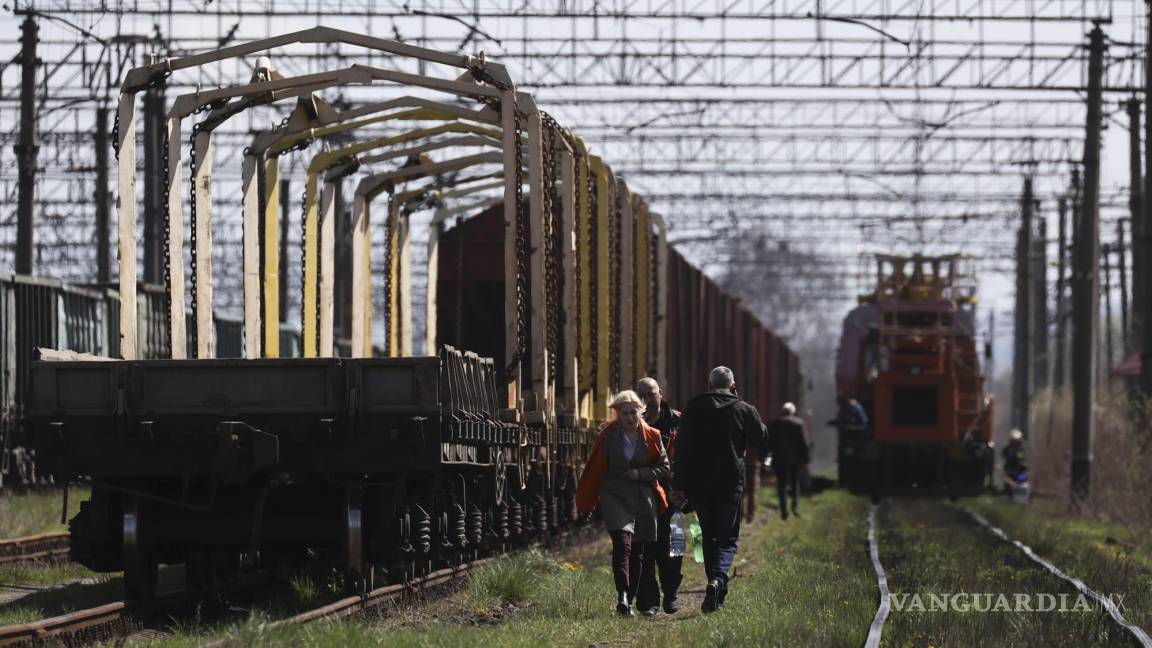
[
  {"x1": 671, "y1": 367, "x2": 768, "y2": 614},
  {"x1": 634, "y1": 377, "x2": 684, "y2": 616},
  {"x1": 576, "y1": 390, "x2": 670, "y2": 617},
  {"x1": 767, "y1": 402, "x2": 809, "y2": 520}
]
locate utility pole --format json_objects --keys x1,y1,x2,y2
[
  {"x1": 987, "y1": 309, "x2": 995, "y2": 381},
  {"x1": 95, "y1": 106, "x2": 111, "y2": 284},
  {"x1": 1103, "y1": 244, "x2": 1114, "y2": 381},
  {"x1": 1013, "y1": 177, "x2": 1034, "y2": 436},
  {"x1": 15, "y1": 14, "x2": 39, "y2": 275},
  {"x1": 142, "y1": 79, "x2": 165, "y2": 285},
  {"x1": 1118, "y1": 220, "x2": 1130, "y2": 357},
  {"x1": 1127, "y1": 99, "x2": 1143, "y2": 356},
  {"x1": 1143, "y1": 1, "x2": 1152, "y2": 399},
  {"x1": 1054, "y1": 196, "x2": 1069, "y2": 389},
  {"x1": 1034, "y1": 213, "x2": 1049, "y2": 391},
  {"x1": 1072, "y1": 24, "x2": 1105, "y2": 501}
]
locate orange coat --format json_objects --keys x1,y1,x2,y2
[{"x1": 575, "y1": 420, "x2": 670, "y2": 516}]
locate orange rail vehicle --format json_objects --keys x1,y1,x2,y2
[{"x1": 834, "y1": 254, "x2": 993, "y2": 498}]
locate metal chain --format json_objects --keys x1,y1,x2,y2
[
  {"x1": 299, "y1": 186, "x2": 308, "y2": 350},
  {"x1": 186, "y1": 100, "x2": 238, "y2": 355},
  {"x1": 160, "y1": 121, "x2": 172, "y2": 347},
  {"x1": 630, "y1": 210, "x2": 638, "y2": 378},
  {"x1": 571, "y1": 148, "x2": 584, "y2": 381},
  {"x1": 467, "y1": 63, "x2": 529, "y2": 381},
  {"x1": 187, "y1": 121, "x2": 201, "y2": 354},
  {"x1": 509, "y1": 103, "x2": 529, "y2": 379},
  {"x1": 111, "y1": 71, "x2": 171, "y2": 158},
  {"x1": 382, "y1": 195, "x2": 395, "y2": 356},
  {"x1": 649, "y1": 232, "x2": 658, "y2": 375},
  {"x1": 540, "y1": 114, "x2": 560, "y2": 384},
  {"x1": 609, "y1": 182, "x2": 622, "y2": 391},
  {"x1": 587, "y1": 161, "x2": 598, "y2": 397}
]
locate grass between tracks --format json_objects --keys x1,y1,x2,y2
[
  {"x1": 966, "y1": 495, "x2": 1152, "y2": 636},
  {"x1": 879, "y1": 498, "x2": 1145, "y2": 647},
  {"x1": 153, "y1": 489, "x2": 877, "y2": 647},
  {"x1": 0, "y1": 487, "x2": 88, "y2": 538}
]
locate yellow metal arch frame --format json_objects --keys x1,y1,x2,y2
[
  {"x1": 114, "y1": 26, "x2": 513, "y2": 359},
  {"x1": 243, "y1": 97, "x2": 502, "y2": 358},
  {"x1": 349, "y1": 153, "x2": 507, "y2": 358},
  {"x1": 296, "y1": 121, "x2": 505, "y2": 357}
]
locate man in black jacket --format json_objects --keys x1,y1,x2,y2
[
  {"x1": 634, "y1": 377, "x2": 683, "y2": 616},
  {"x1": 671, "y1": 366, "x2": 768, "y2": 614},
  {"x1": 767, "y1": 402, "x2": 809, "y2": 520}
]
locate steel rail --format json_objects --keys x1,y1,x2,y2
[
  {"x1": 0, "y1": 532, "x2": 70, "y2": 566},
  {"x1": 863, "y1": 506, "x2": 890, "y2": 648},
  {"x1": 197, "y1": 524, "x2": 599, "y2": 647},
  {"x1": 0, "y1": 588, "x2": 195, "y2": 646},
  {"x1": 960, "y1": 507, "x2": 1152, "y2": 648}
]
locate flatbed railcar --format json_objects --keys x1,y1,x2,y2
[{"x1": 23, "y1": 29, "x2": 800, "y2": 602}]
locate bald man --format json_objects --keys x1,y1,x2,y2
[{"x1": 634, "y1": 377, "x2": 683, "y2": 615}]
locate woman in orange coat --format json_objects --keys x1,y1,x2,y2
[{"x1": 576, "y1": 390, "x2": 670, "y2": 616}]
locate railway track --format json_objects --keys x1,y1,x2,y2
[
  {"x1": 0, "y1": 590, "x2": 190, "y2": 647},
  {"x1": 864, "y1": 500, "x2": 1152, "y2": 648},
  {"x1": 0, "y1": 524, "x2": 599, "y2": 647},
  {"x1": 0, "y1": 533, "x2": 69, "y2": 567},
  {"x1": 960, "y1": 507, "x2": 1152, "y2": 648}
]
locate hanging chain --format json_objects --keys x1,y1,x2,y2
[
  {"x1": 510, "y1": 106, "x2": 529, "y2": 380},
  {"x1": 467, "y1": 63, "x2": 528, "y2": 382},
  {"x1": 159, "y1": 120, "x2": 172, "y2": 350},
  {"x1": 630, "y1": 210, "x2": 638, "y2": 377},
  {"x1": 586, "y1": 160, "x2": 598, "y2": 397},
  {"x1": 609, "y1": 183, "x2": 622, "y2": 391},
  {"x1": 186, "y1": 99, "x2": 239, "y2": 355},
  {"x1": 299, "y1": 185, "x2": 309, "y2": 348},
  {"x1": 649, "y1": 232, "x2": 658, "y2": 376},
  {"x1": 540, "y1": 114, "x2": 560, "y2": 385},
  {"x1": 571, "y1": 147, "x2": 584, "y2": 384},
  {"x1": 187, "y1": 121, "x2": 201, "y2": 353},
  {"x1": 111, "y1": 71, "x2": 171, "y2": 158},
  {"x1": 382, "y1": 194, "x2": 395, "y2": 356}
]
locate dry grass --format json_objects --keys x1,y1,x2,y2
[
  {"x1": 1028, "y1": 385, "x2": 1152, "y2": 529},
  {"x1": 0, "y1": 487, "x2": 88, "y2": 538}
]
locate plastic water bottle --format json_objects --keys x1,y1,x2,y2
[{"x1": 669, "y1": 510, "x2": 686, "y2": 557}]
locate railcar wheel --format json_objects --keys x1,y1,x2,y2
[
  {"x1": 122, "y1": 497, "x2": 158, "y2": 602},
  {"x1": 492, "y1": 451, "x2": 507, "y2": 506},
  {"x1": 344, "y1": 487, "x2": 365, "y2": 593}
]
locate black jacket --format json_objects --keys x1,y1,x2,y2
[
  {"x1": 767, "y1": 415, "x2": 809, "y2": 466},
  {"x1": 646, "y1": 401, "x2": 681, "y2": 491},
  {"x1": 672, "y1": 390, "x2": 768, "y2": 495}
]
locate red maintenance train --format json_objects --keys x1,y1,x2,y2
[{"x1": 834, "y1": 254, "x2": 992, "y2": 498}]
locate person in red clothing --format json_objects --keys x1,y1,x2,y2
[{"x1": 575, "y1": 390, "x2": 670, "y2": 617}]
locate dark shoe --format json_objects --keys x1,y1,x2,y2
[
  {"x1": 780, "y1": 508, "x2": 789, "y2": 521},
  {"x1": 663, "y1": 597, "x2": 679, "y2": 614},
  {"x1": 702, "y1": 578, "x2": 722, "y2": 614},
  {"x1": 717, "y1": 584, "x2": 729, "y2": 608},
  {"x1": 616, "y1": 591, "x2": 634, "y2": 617},
  {"x1": 640, "y1": 607, "x2": 659, "y2": 617}
]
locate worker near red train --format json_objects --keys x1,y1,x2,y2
[
  {"x1": 634, "y1": 377, "x2": 684, "y2": 616},
  {"x1": 670, "y1": 366, "x2": 769, "y2": 614},
  {"x1": 767, "y1": 402, "x2": 809, "y2": 520},
  {"x1": 576, "y1": 390, "x2": 671, "y2": 617}
]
